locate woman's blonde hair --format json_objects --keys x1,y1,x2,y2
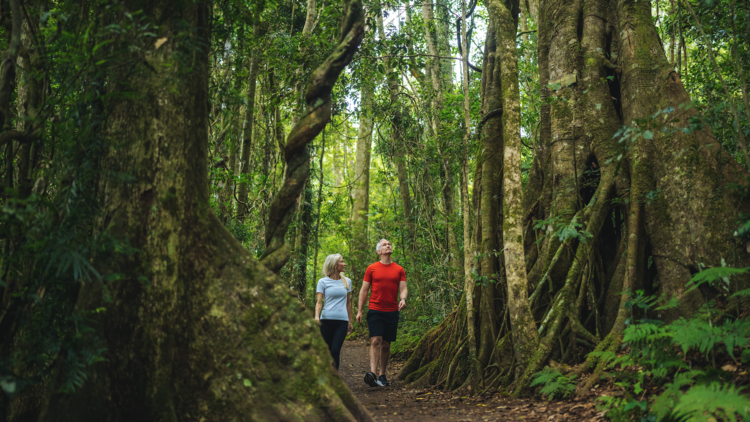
[{"x1": 322, "y1": 254, "x2": 348, "y2": 289}]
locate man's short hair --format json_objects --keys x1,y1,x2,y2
[{"x1": 376, "y1": 239, "x2": 390, "y2": 253}]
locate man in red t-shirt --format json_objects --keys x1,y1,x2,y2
[{"x1": 356, "y1": 238, "x2": 407, "y2": 387}]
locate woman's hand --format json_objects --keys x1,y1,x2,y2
[
  {"x1": 314, "y1": 317, "x2": 320, "y2": 323},
  {"x1": 347, "y1": 323, "x2": 354, "y2": 335}
]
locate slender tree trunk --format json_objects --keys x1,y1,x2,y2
[
  {"x1": 459, "y1": 0, "x2": 478, "y2": 383},
  {"x1": 237, "y1": 25, "x2": 264, "y2": 220},
  {"x1": 488, "y1": 0, "x2": 540, "y2": 373},
  {"x1": 421, "y1": 0, "x2": 460, "y2": 284},
  {"x1": 376, "y1": 2, "x2": 416, "y2": 261},
  {"x1": 292, "y1": 179, "x2": 314, "y2": 300},
  {"x1": 351, "y1": 58, "x2": 374, "y2": 282},
  {"x1": 312, "y1": 128, "x2": 326, "y2": 292}
]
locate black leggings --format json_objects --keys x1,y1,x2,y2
[{"x1": 320, "y1": 319, "x2": 348, "y2": 370}]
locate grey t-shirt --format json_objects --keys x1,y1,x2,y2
[{"x1": 316, "y1": 276, "x2": 352, "y2": 321}]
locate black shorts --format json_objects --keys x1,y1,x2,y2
[{"x1": 367, "y1": 310, "x2": 400, "y2": 342}]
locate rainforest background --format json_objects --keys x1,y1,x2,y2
[{"x1": 0, "y1": 0, "x2": 749, "y2": 420}]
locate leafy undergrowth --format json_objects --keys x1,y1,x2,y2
[
  {"x1": 389, "y1": 319, "x2": 433, "y2": 358},
  {"x1": 531, "y1": 265, "x2": 750, "y2": 421}
]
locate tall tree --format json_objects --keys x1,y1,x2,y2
[
  {"x1": 237, "y1": 23, "x2": 265, "y2": 220},
  {"x1": 39, "y1": 1, "x2": 371, "y2": 420},
  {"x1": 489, "y1": 0, "x2": 540, "y2": 374}
]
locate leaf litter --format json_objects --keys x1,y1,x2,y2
[{"x1": 339, "y1": 340, "x2": 605, "y2": 421}]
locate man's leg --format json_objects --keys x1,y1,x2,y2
[
  {"x1": 378, "y1": 340, "x2": 391, "y2": 376},
  {"x1": 369, "y1": 336, "x2": 383, "y2": 374}
]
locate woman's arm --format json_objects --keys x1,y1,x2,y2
[{"x1": 315, "y1": 292, "x2": 324, "y2": 321}]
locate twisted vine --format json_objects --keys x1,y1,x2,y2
[{"x1": 261, "y1": 0, "x2": 364, "y2": 273}]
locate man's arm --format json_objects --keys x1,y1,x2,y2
[
  {"x1": 356, "y1": 281, "x2": 370, "y2": 323},
  {"x1": 398, "y1": 280, "x2": 407, "y2": 311}
]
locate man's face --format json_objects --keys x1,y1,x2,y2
[{"x1": 378, "y1": 240, "x2": 392, "y2": 256}]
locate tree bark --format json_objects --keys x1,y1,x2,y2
[{"x1": 488, "y1": 0, "x2": 540, "y2": 374}]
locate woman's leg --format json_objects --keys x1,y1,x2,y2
[
  {"x1": 320, "y1": 320, "x2": 335, "y2": 351},
  {"x1": 329, "y1": 320, "x2": 349, "y2": 370}
]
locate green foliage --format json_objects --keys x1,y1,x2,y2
[
  {"x1": 595, "y1": 266, "x2": 750, "y2": 421},
  {"x1": 530, "y1": 367, "x2": 577, "y2": 401},
  {"x1": 686, "y1": 265, "x2": 750, "y2": 295},
  {"x1": 670, "y1": 317, "x2": 750, "y2": 361},
  {"x1": 672, "y1": 382, "x2": 750, "y2": 422},
  {"x1": 532, "y1": 212, "x2": 592, "y2": 244},
  {"x1": 389, "y1": 318, "x2": 432, "y2": 357}
]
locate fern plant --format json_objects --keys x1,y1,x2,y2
[
  {"x1": 592, "y1": 264, "x2": 750, "y2": 422},
  {"x1": 530, "y1": 367, "x2": 577, "y2": 401},
  {"x1": 672, "y1": 382, "x2": 750, "y2": 422}
]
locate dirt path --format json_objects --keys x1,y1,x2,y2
[{"x1": 339, "y1": 340, "x2": 606, "y2": 421}]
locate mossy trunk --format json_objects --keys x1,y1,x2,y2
[
  {"x1": 474, "y1": 13, "x2": 504, "y2": 388},
  {"x1": 489, "y1": 0, "x2": 541, "y2": 374},
  {"x1": 39, "y1": 2, "x2": 371, "y2": 421},
  {"x1": 292, "y1": 180, "x2": 314, "y2": 301}
]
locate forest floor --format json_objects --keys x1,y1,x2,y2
[{"x1": 339, "y1": 340, "x2": 607, "y2": 421}]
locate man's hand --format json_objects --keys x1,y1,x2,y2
[
  {"x1": 347, "y1": 323, "x2": 354, "y2": 335},
  {"x1": 314, "y1": 317, "x2": 320, "y2": 323},
  {"x1": 398, "y1": 299, "x2": 407, "y2": 311},
  {"x1": 356, "y1": 311, "x2": 363, "y2": 323}
]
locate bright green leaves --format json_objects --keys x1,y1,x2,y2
[
  {"x1": 672, "y1": 383, "x2": 750, "y2": 422},
  {"x1": 686, "y1": 264, "x2": 750, "y2": 295},
  {"x1": 554, "y1": 215, "x2": 592, "y2": 244},
  {"x1": 670, "y1": 318, "x2": 750, "y2": 361},
  {"x1": 530, "y1": 367, "x2": 577, "y2": 401}
]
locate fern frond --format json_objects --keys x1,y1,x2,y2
[
  {"x1": 531, "y1": 367, "x2": 576, "y2": 401},
  {"x1": 651, "y1": 371, "x2": 704, "y2": 421},
  {"x1": 672, "y1": 382, "x2": 750, "y2": 422},
  {"x1": 730, "y1": 288, "x2": 750, "y2": 298},
  {"x1": 686, "y1": 266, "x2": 750, "y2": 294}
]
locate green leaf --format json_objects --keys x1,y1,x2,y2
[
  {"x1": 243, "y1": 378, "x2": 252, "y2": 387},
  {"x1": 672, "y1": 382, "x2": 750, "y2": 422},
  {"x1": 687, "y1": 267, "x2": 750, "y2": 294}
]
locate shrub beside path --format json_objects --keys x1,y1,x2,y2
[{"x1": 338, "y1": 340, "x2": 607, "y2": 421}]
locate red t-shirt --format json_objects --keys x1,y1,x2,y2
[{"x1": 364, "y1": 261, "x2": 406, "y2": 312}]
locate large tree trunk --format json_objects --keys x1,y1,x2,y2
[{"x1": 39, "y1": 2, "x2": 371, "y2": 421}]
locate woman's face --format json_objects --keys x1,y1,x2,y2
[{"x1": 336, "y1": 257, "x2": 346, "y2": 273}]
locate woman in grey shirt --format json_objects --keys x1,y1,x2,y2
[{"x1": 315, "y1": 254, "x2": 353, "y2": 370}]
